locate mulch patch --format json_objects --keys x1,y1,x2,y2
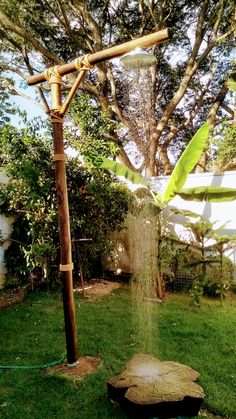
[
  {"x1": 0, "y1": 279, "x2": 122, "y2": 310},
  {"x1": 0, "y1": 286, "x2": 27, "y2": 310},
  {"x1": 46, "y1": 356, "x2": 102, "y2": 380},
  {"x1": 73, "y1": 279, "x2": 122, "y2": 299}
]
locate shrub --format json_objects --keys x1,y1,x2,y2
[{"x1": 0, "y1": 124, "x2": 131, "y2": 288}]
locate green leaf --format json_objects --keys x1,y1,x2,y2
[
  {"x1": 169, "y1": 208, "x2": 202, "y2": 218},
  {"x1": 133, "y1": 187, "x2": 153, "y2": 199},
  {"x1": 149, "y1": 200, "x2": 165, "y2": 212},
  {"x1": 177, "y1": 186, "x2": 236, "y2": 202},
  {"x1": 162, "y1": 123, "x2": 211, "y2": 203},
  {"x1": 226, "y1": 72, "x2": 236, "y2": 92},
  {"x1": 84, "y1": 151, "x2": 151, "y2": 187}
]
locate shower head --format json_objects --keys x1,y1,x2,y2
[{"x1": 119, "y1": 47, "x2": 156, "y2": 69}]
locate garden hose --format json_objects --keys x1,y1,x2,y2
[{"x1": 0, "y1": 355, "x2": 66, "y2": 369}]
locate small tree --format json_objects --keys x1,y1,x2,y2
[
  {"x1": 211, "y1": 235, "x2": 236, "y2": 304},
  {"x1": 184, "y1": 218, "x2": 220, "y2": 305},
  {"x1": 181, "y1": 218, "x2": 236, "y2": 305},
  {"x1": 186, "y1": 219, "x2": 218, "y2": 277}
]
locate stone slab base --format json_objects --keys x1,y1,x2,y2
[{"x1": 107, "y1": 353, "x2": 205, "y2": 418}]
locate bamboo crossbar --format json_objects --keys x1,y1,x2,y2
[{"x1": 26, "y1": 28, "x2": 169, "y2": 86}]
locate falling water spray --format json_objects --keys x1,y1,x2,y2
[{"x1": 127, "y1": 202, "x2": 159, "y2": 354}]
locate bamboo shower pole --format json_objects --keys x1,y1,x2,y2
[
  {"x1": 26, "y1": 28, "x2": 170, "y2": 366},
  {"x1": 43, "y1": 66, "x2": 80, "y2": 366}
]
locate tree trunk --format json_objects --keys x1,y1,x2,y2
[
  {"x1": 195, "y1": 153, "x2": 208, "y2": 174},
  {"x1": 195, "y1": 84, "x2": 229, "y2": 172},
  {"x1": 158, "y1": 145, "x2": 172, "y2": 175}
]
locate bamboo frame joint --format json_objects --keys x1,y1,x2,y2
[
  {"x1": 51, "y1": 115, "x2": 64, "y2": 123},
  {"x1": 44, "y1": 65, "x2": 62, "y2": 85},
  {"x1": 50, "y1": 111, "x2": 64, "y2": 123},
  {"x1": 74, "y1": 54, "x2": 93, "y2": 72}
]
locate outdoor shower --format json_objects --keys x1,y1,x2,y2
[
  {"x1": 25, "y1": 27, "x2": 206, "y2": 418},
  {"x1": 26, "y1": 28, "x2": 169, "y2": 366}
]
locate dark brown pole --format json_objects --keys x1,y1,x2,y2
[
  {"x1": 50, "y1": 74, "x2": 78, "y2": 366},
  {"x1": 52, "y1": 121, "x2": 78, "y2": 365}
]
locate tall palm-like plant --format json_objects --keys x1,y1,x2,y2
[
  {"x1": 211, "y1": 235, "x2": 236, "y2": 304},
  {"x1": 186, "y1": 219, "x2": 220, "y2": 278}
]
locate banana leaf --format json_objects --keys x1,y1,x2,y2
[
  {"x1": 177, "y1": 185, "x2": 236, "y2": 202},
  {"x1": 83, "y1": 151, "x2": 151, "y2": 187},
  {"x1": 160, "y1": 123, "x2": 210, "y2": 203}
]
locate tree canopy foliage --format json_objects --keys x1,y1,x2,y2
[
  {"x1": 0, "y1": 0, "x2": 235, "y2": 175},
  {"x1": 215, "y1": 123, "x2": 236, "y2": 171}
]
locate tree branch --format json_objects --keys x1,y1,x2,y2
[
  {"x1": 221, "y1": 103, "x2": 234, "y2": 117},
  {"x1": 196, "y1": 83, "x2": 229, "y2": 172},
  {"x1": 0, "y1": 64, "x2": 27, "y2": 80},
  {"x1": 56, "y1": 0, "x2": 81, "y2": 46},
  {"x1": 148, "y1": 0, "x2": 232, "y2": 174},
  {"x1": 22, "y1": 47, "x2": 50, "y2": 114},
  {"x1": 69, "y1": 0, "x2": 102, "y2": 50},
  {"x1": 118, "y1": 147, "x2": 136, "y2": 171},
  {"x1": 0, "y1": 8, "x2": 62, "y2": 65}
]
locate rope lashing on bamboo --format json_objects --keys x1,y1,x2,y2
[
  {"x1": 74, "y1": 54, "x2": 93, "y2": 71},
  {"x1": 60, "y1": 263, "x2": 74, "y2": 272},
  {"x1": 44, "y1": 66, "x2": 64, "y2": 114},
  {"x1": 51, "y1": 112, "x2": 64, "y2": 124},
  {"x1": 53, "y1": 154, "x2": 67, "y2": 162},
  {"x1": 44, "y1": 65, "x2": 62, "y2": 85}
]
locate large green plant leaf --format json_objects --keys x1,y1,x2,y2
[
  {"x1": 83, "y1": 151, "x2": 151, "y2": 187},
  {"x1": 168, "y1": 208, "x2": 202, "y2": 218},
  {"x1": 178, "y1": 186, "x2": 236, "y2": 202},
  {"x1": 161, "y1": 123, "x2": 211, "y2": 203},
  {"x1": 226, "y1": 72, "x2": 236, "y2": 92}
]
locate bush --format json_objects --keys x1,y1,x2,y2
[{"x1": 1, "y1": 123, "x2": 131, "y2": 288}]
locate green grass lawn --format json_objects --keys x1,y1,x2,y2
[{"x1": 0, "y1": 285, "x2": 236, "y2": 419}]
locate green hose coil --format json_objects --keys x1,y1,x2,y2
[{"x1": 0, "y1": 355, "x2": 66, "y2": 369}]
